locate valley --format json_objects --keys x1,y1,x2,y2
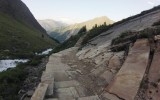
[
  {"x1": 28, "y1": 5, "x2": 160, "y2": 100},
  {"x1": 0, "y1": 0, "x2": 160, "y2": 100}
]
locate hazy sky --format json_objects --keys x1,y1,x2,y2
[{"x1": 22, "y1": 0, "x2": 160, "y2": 23}]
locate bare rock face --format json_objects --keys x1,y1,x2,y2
[
  {"x1": 108, "y1": 52, "x2": 124, "y2": 70},
  {"x1": 143, "y1": 39, "x2": 160, "y2": 100},
  {"x1": 0, "y1": 0, "x2": 46, "y2": 33},
  {"x1": 50, "y1": 16, "x2": 114, "y2": 43},
  {"x1": 107, "y1": 39, "x2": 150, "y2": 100}
]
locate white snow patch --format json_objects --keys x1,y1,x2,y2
[{"x1": 0, "y1": 59, "x2": 28, "y2": 72}]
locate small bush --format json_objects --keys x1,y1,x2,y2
[
  {"x1": 0, "y1": 55, "x2": 44, "y2": 99},
  {"x1": 111, "y1": 31, "x2": 136, "y2": 46},
  {"x1": 111, "y1": 43, "x2": 130, "y2": 52},
  {"x1": 152, "y1": 20, "x2": 160, "y2": 26},
  {"x1": 0, "y1": 63, "x2": 27, "y2": 100},
  {"x1": 27, "y1": 55, "x2": 44, "y2": 66},
  {"x1": 81, "y1": 23, "x2": 111, "y2": 45}
]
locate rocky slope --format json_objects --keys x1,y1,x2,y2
[
  {"x1": 30, "y1": 6, "x2": 160, "y2": 100},
  {"x1": 38, "y1": 19, "x2": 68, "y2": 33},
  {"x1": 0, "y1": 0, "x2": 58, "y2": 58},
  {"x1": 50, "y1": 16, "x2": 114, "y2": 43}
]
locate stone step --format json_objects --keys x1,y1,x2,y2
[
  {"x1": 53, "y1": 72, "x2": 71, "y2": 82},
  {"x1": 45, "y1": 98, "x2": 58, "y2": 100},
  {"x1": 78, "y1": 95, "x2": 100, "y2": 100},
  {"x1": 55, "y1": 80, "x2": 80, "y2": 88},
  {"x1": 41, "y1": 72, "x2": 54, "y2": 96},
  {"x1": 45, "y1": 98, "x2": 75, "y2": 100},
  {"x1": 56, "y1": 87, "x2": 79, "y2": 100},
  {"x1": 101, "y1": 92, "x2": 120, "y2": 100},
  {"x1": 45, "y1": 95, "x2": 100, "y2": 100},
  {"x1": 107, "y1": 39, "x2": 150, "y2": 100},
  {"x1": 31, "y1": 83, "x2": 48, "y2": 100}
]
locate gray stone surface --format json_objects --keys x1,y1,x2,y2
[
  {"x1": 78, "y1": 95, "x2": 100, "y2": 100},
  {"x1": 41, "y1": 72, "x2": 54, "y2": 96},
  {"x1": 55, "y1": 80, "x2": 80, "y2": 88},
  {"x1": 107, "y1": 39, "x2": 150, "y2": 100},
  {"x1": 57, "y1": 87, "x2": 79, "y2": 99},
  {"x1": 101, "y1": 92, "x2": 120, "y2": 100},
  {"x1": 98, "y1": 70, "x2": 114, "y2": 85},
  {"x1": 31, "y1": 83, "x2": 48, "y2": 100}
]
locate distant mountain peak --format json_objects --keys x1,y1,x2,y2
[
  {"x1": 49, "y1": 16, "x2": 114, "y2": 43},
  {"x1": 38, "y1": 19, "x2": 68, "y2": 32}
]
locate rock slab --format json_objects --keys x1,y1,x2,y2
[{"x1": 107, "y1": 39, "x2": 150, "y2": 100}]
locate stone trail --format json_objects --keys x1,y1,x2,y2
[
  {"x1": 31, "y1": 47, "x2": 101, "y2": 100},
  {"x1": 31, "y1": 39, "x2": 159, "y2": 100}
]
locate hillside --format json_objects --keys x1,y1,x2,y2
[
  {"x1": 38, "y1": 19, "x2": 68, "y2": 33},
  {"x1": 0, "y1": 0, "x2": 58, "y2": 59},
  {"x1": 29, "y1": 6, "x2": 160, "y2": 100},
  {"x1": 50, "y1": 16, "x2": 114, "y2": 43}
]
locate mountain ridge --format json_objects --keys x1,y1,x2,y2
[
  {"x1": 38, "y1": 19, "x2": 68, "y2": 32},
  {"x1": 49, "y1": 16, "x2": 114, "y2": 43},
  {"x1": 0, "y1": 0, "x2": 46, "y2": 33},
  {"x1": 0, "y1": 0, "x2": 58, "y2": 58}
]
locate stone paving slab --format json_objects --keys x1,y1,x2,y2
[
  {"x1": 45, "y1": 98, "x2": 58, "y2": 100},
  {"x1": 107, "y1": 39, "x2": 150, "y2": 100},
  {"x1": 45, "y1": 62, "x2": 70, "y2": 73},
  {"x1": 41, "y1": 71, "x2": 54, "y2": 81},
  {"x1": 56, "y1": 87, "x2": 79, "y2": 100},
  {"x1": 101, "y1": 92, "x2": 120, "y2": 100},
  {"x1": 78, "y1": 95, "x2": 100, "y2": 100},
  {"x1": 97, "y1": 70, "x2": 114, "y2": 86},
  {"x1": 55, "y1": 80, "x2": 80, "y2": 88},
  {"x1": 31, "y1": 83, "x2": 48, "y2": 100},
  {"x1": 75, "y1": 85, "x2": 89, "y2": 97},
  {"x1": 41, "y1": 72, "x2": 54, "y2": 96},
  {"x1": 53, "y1": 72, "x2": 71, "y2": 82}
]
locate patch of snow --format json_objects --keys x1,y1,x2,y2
[
  {"x1": 0, "y1": 59, "x2": 28, "y2": 72},
  {"x1": 36, "y1": 48, "x2": 53, "y2": 55}
]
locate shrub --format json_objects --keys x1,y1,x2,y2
[
  {"x1": 82, "y1": 23, "x2": 111, "y2": 45},
  {"x1": 111, "y1": 43, "x2": 130, "y2": 52},
  {"x1": 0, "y1": 63, "x2": 27, "y2": 100},
  {"x1": 152, "y1": 20, "x2": 160, "y2": 26},
  {"x1": 0, "y1": 55, "x2": 44, "y2": 99},
  {"x1": 111, "y1": 31, "x2": 136, "y2": 46},
  {"x1": 53, "y1": 26, "x2": 86, "y2": 53}
]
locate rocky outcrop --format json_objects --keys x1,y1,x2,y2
[{"x1": 107, "y1": 39, "x2": 150, "y2": 100}]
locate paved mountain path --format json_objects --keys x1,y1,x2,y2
[{"x1": 30, "y1": 39, "x2": 157, "y2": 100}]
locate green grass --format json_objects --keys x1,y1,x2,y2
[
  {"x1": 0, "y1": 12, "x2": 58, "y2": 59},
  {"x1": 0, "y1": 63, "x2": 27, "y2": 100},
  {"x1": 81, "y1": 23, "x2": 111, "y2": 45}
]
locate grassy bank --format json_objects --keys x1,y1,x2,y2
[
  {"x1": 0, "y1": 12, "x2": 58, "y2": 59},
  {"x1": 0, "y1": 55, "x2": 45, "y2": 100}
]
